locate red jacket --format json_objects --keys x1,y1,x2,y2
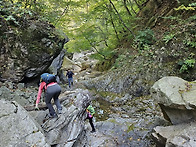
[{"x1": 36, "y1": 82, "x2": 57, "y2": 104}]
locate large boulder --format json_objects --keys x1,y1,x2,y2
[
  {"x1": 30, "y1": 89, "x2": 92, "y2": 146},
  {"x1": 49, "y1": 49, "x2": 68, "y2": 83},
  {"x1": 62, "y1": 56, "x2": 81, "y2": 73},
  {"x1": 152, "y1": 121, "x2": 196, "y2": 147},
  {"x1": 0, "y1": 1, "x2": 68, "y2": 82},
  {"x1": 150, "y1": 76, "x2": 196, "y2": 125},
  {"x1": 0, "y1": 99, "x2": 49, "y2": 147},
  {"x1": 150, "y1": 76, "x2": 196, "y2": 147}
]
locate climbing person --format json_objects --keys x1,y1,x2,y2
[
  {"x1": 35, "y1": 73, "x2": 62, "y2": 118},
  {"x1": 66, "y1": 69, "x2": 74, "y2": 88},
  {"x1": 86, "y1": 104, "x2": 96, "y2": 133}
]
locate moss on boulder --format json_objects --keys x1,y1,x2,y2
[{"x1": 0, "y1": 1, "x2": 68, "y2": 82}]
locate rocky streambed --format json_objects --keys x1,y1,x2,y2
[
  {"x1": 2, "y1": 72, "x2": 196, "y2": 147},
  {"x1": 0, "y1": 79, "x2": 166, "y2": 147},
  {"x1": 90, "y1": 93, "x2": 165, "y2": 147}
]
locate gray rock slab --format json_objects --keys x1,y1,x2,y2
[
  {"x1": 152, "y1": 121, "x2": 196, "y2": 147},
  {"x1": 0, "y1": 99, "x2": 49, "y2": 147},
  {"x1": 151, "y1": 76, "x2": 196, "y2": 124}
]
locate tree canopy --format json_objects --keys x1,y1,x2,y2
[
  {"x1": 3, "y1": 0, "x2": 149, "y2": 57},
  {"x1": 2, "y1": 0, "x2": 196, "y2": 71}
]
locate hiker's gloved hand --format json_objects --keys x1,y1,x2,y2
[{"x1": 35, "y1": 104, "x2": 39, "y2": 110}]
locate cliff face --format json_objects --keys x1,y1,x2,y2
[{"x1": 0, "y1": 1, "x2": 68, "y2": 82}]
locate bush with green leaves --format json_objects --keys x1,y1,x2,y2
[
  {"x1": 163, "y1": 33, "x2": 175, "y2": 44},
  {"x1": 178, "y1": 54, "x2": 195, "y2": 73},
  {"x1": 134, "y1": 29, "x2": 155, "y2": 50},
  {"x1": 183, "y1": 38, "x2": 196, "y2": 48},
  {"x1": 0, "y1": 1, "x2": 34, "y2": 26}
]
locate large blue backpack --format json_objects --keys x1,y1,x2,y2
[{"x1": 40, "y1": 73, "x2": 56, "y2": 85}]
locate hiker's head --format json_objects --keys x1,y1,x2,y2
[
  {"x1": 86, "y1": 103, "x2": 91, "y2": 108},
  {"x1": 86, "y1": 103, "x2": 93, "y2": 111}
]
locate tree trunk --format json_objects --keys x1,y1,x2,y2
[
  {"x1": 81, "y1": 32, "x2": 109, "y2": 60},
  {"x1": 109, "y1": 0, "x2": 135, "y2": 38},
  {"x1": 123, "y1": 0, "x2": 132, "y2": 16},
  {"x1": 97, "y1": 26, "x2": 109, "y2": 47},
  {"x1": 106, "y1": 4, "x2": 120, "y2": 42},
  {"x1": 129, "y1": 0, "x2": 137, "y2": 15},
  {"x1": 132, "y1": 0, "x2": 141, "y2": 10}
]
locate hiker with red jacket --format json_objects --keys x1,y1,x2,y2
[{"x1": 35, "y1": 73, "x2": 62, "y2": 118}]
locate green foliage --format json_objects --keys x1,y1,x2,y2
[
  {"x1": 0, "y1": 0, "x2": 34, "y2": 26},
  {"x1": 143, "y1": 44, "x2": 151, "y2": 51},
  {"x1": 189, "y1": 3, "x2": 196, "y2": 7},
  {"x1": 188, "y1": 15, "x2": 196, "y2": 21},
  {"x1": 134, "y1": 29, "x2": 155, "y2": 49},
  {"x1": 66, "y1": 37, "x2": 91, "y2": 53},
  {"x1": 163, "y1": 33, "x2": 175, "y2": 44},
  {"x1": 174, "y1": 3, "x2": 196, "y2": 11},
  {"x1": 113, "y1": 54, "x2": 126, "y2": 69},
  {"x1": 183, "y1": 39, "x2": 196, "y2": 48},
  {"x1": 91, "y1": 46, "x2": 117, "y2": 71},
  {"x1": 127, "y1": 124, "x2": 135, "y2": 133},
  {"x1": 94, "y1": 57, "x2": 116, "y2": 71},
  {"x1": 26, "y1": 0, "x2": 148, "y2": 61},
  {"x1": 179, "y1": 53, "x2": 195, "y2": 73},
  {"x1": 4, "y1": 15, "x2": 19, "y2": 25},
  {"x1": 161, "y1": 16, "x2": 178, "y2": 20},
  {"x1": 2, "y1": 0, "x2": 150, "y2": 65}
]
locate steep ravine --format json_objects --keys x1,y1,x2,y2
[{"x1": 0, "y1": 0, "x2": 195, "y2": 146}]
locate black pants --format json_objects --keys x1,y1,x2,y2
[
  {"x1": 87, "y1": 115, "x2": 95, "y2": 131},
  {"x1": 45, "y1": 84, "x2": 62, "y2": 116}
]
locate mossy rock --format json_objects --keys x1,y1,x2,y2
[{"x1": 0, "y1": 2, "x2": 68, "y2": 82}]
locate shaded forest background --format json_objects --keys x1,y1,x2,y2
[{"x1": 1, "y1": 0, "x2": 196, "y2": 76}]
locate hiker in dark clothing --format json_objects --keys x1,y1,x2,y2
[
  {"x1": 35, "y1": 74, "x2": 62, "y2": 118},
  {"x1": 86, "y1": 105, "x2": 96, "y2": 133},
  {"x1": 66, "y1": 69, "x2": 74, "y2": 88}
]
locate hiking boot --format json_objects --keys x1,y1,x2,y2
[
  {"x1": 48, "y1": 113, "x2": 58, "y2": 118},
  {"x1": 53, "y1": 114, "x2": 58, "y2": 118},
  {"x1": 57, "y1": 109, "x2": 62, "y2": 114},
  {"x1": 90, "y1": 130, "x2": 96, "y2": 133},
  {"x1": 47, "y1": 113, "x2": 52, "y2": 118}
]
